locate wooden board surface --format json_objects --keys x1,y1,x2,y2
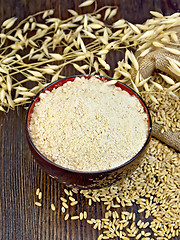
[{"x1": 0, "y1": 0, "x2": 180, "y2": 239}]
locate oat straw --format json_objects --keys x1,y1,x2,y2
[{"x1": 1, "y1": 3, "x2": 179, "y2": 113}]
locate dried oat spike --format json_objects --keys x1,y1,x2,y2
[
  {"x1": 139, "y1": 48, "x2": 151, "y2": 57},
  {"x1": 0, "y1": 106, "x2": 6, "y2": 112},
  {"x1": 88, "y1": 23, "x2": 102, "y2": 29},
  {"x1": 137, "y1": 42, "x2": 152, "y2": 52},
  {"x1": 73, "y1": 15, "x2": 84, "y2": 23},
  {"x1": 2, "y1": 17, "x2": 17, "y2": 29},
  {"x1": 36, "y1": 23, "x2": 49, "y2": 30},
  {"x1": 30, "y1": 86, "x2": 41, "y2": 93},
  {"x1": 168, "y1": 91, "x2": 179, "y2": 98},
  {"x1": 6, "y1": 75, "x2": 12, "y2": 93},
  {"x1": 137, "y1": 77, "x2": 151, "y2": 87},
  {"x1": 97, "y1": 57, "x2": 110, "y2": 70},
  {"x1": 23, "y1": 22, "x2": 30, "y2": 33},
  {"x1": 170, "y1": 32, "x2": 179, "y2": 43},
  {"x1": 14, "y1": 97, "x2": 30, "y2": 104},
  {"x1": 121, "y1": 29, "x2": 133, "y2": 42},
  {"x1": 111, "y1": 29, "x2": 122, "y2": 37},
  {"x1": 6, "y1": 93, "x2": 15, "y2": 108},
  {"x1": 25, "y1": 75, "x2": 40, "y2": 82},
  {"x1": 118, "y1": 70, "x2": 131, "y2": 79},
  {"x1": 143, "y1": 82, "x2": 150, "y2": 91},
  {"x1": 0, "y1": 67, "x2": 8, "y2": 74},
  {"x1": 163, "y1": 47, "x2": 180, "y2": 55},
  {"x1": 82, "y1": 29, "x2": 96, "y2": 39},
  {"x1": 74, "y1": 55, "x2": 87, "y2": 62},
  {"x1": 0, "y1": 33, "x2": 6, "y2": 39},
  {"x1": 135, "y1": 71, "x2": 140, "y2": 86},
  {"x1": 94, "y1": 61, "x2": 99, "y2": 72},
  {"x1": 108, "y1": 8, "x2": 118, "y2": 20},
  {"x1": 0, "y1": 88, "x2": 6, "y2": 103},
  {"x1": 103, "y1": 27, "x2": 109, "y2": 43},
  {"x1": 73, "y1": 63, "x2": 86, "y2": 74},
  {"x1": 29, "y1": 48, "x2": 35, "y2": 60},
  {"x1": 105, "y1": 80, "x2": 117, "y2": 85},
  {"x1": 168, "y1": 62, "x2": 180, "y2": 76},
  {"x1": 42, "y1": 10, "x2": 49, "y2": 19},
  {"x1": 79, "y1": 0, "x2": 95, "y2": 8},
  {"x1": 150, "y1": 80, "x2": 163, "y2": 90},
  {"x1": 83, "y1": 14, "x2": 88, "y2": 29},
  {"x1": 158, "y1": 73, "x2": 175, "y2": 85},
  {"x1": 30, "y1": 22, "x2": 36, "y2": 31},
  {"x1": 97, "y1": 49, "x2": 109, "y2": 56},
  {"x1": 68, "y1": 9, "x2": 78, "y2": 16},
  {"x1": 128, "y1": 51, "x2": 139, "y2": 71},
  {"x1": 150, "y1": 11, "x2": 164, "y2": 18},
  {"x1": 42, "y1": 9, "x2": 54, "y2": 19},
  {"x1": 79, "y1": 36, "x2": 86, "y2": 53},
  {"x1": 18, "y1": 92, "x2": 35, "y2": 97},
  {"x1": 127, "y1": 22, "x2": 141, "y2": 34},
  {"x1": 149, "y1": 94, "x2": 159, "y2": 104},
  {"x1": 51, "y1": 70, "x2": 61, "y2": 83},
  {"x1": 48, "y1": 9, "x2": 54, "y2": 16},
  {"x1": 27, "y1": 70, "x2": 44, "y2": 78},
  {"x1": 2, "y1": 56, "x2": 15, "y2": 64},
  {"x1": 152, "y1": 41, "x2": 164, "y2": 48},
  {"x1": 168, "y1": 82, "x2": 180, "y2": 91},
  {"x1": 138, "y1": 30, "x2": 154, "y2": 40},
  {"x1": 130, "y1": 78, "x2": 139, "y2": 93},
  {"x1": 104, "y1": 8, "x2": 111, "y2": 21},
  {"x1": 49, "y1": 53, "x2": 63, "y2": 61},
  {"x1": 167, "y1": 57, "x2": 180, "y2": 68},
  {"x1": 99, "y1": 36, "x2": 108, "y2": 45},
  {"x1": 113, "y1": 19, "x2": 126, "y2": 28},
  {"x1": 7, "y1": 35, "x2": 18, "y2": 42}
]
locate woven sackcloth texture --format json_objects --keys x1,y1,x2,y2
[{"x1": 152, "y1": 122, "x2": 180, "y2": 152}]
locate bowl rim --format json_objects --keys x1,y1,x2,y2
[{"x1": 25, "y1": 74, "x2": 152, "y2": 175}]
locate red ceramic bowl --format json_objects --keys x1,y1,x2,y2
[{"x1": 26, "y1": 75, "x2": 152, "y2": 189}]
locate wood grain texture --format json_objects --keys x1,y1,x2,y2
[{"x1": 0, "y1": 0, "x2": 180, "y2": 239}]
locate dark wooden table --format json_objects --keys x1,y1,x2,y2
[{"x1": 0, "y1": 0, "x2": 180, "y2": 239}]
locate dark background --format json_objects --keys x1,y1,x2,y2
[{"x1": 0, "y1": 0, "x2": 180, "y2": 239}]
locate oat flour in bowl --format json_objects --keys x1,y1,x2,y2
[{"x1": 29, "y1": 76, "x2": 148, "y2": 171}]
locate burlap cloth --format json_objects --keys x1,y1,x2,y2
[
  {"x1": 152, "y1": 122, "x2": 180, "y2": 152},
  {"x1": 135, "y1": 27, "x2": 180, "y2": 152}
]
